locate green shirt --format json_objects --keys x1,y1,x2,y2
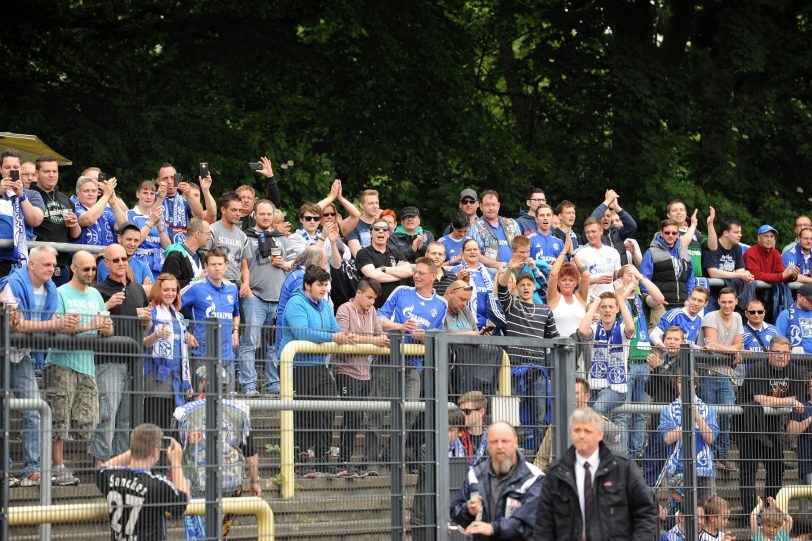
[{"x1": 46, "y1": 283, "x2": 105, "y2": 377}]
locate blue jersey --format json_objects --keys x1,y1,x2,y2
[
  {"x1": 742, "y1": 322, "x2": 780, "y2": 352},
  {"x1": 180, "y1": 277, "x2": 240, "y2": 361},
  {"x1": 657, "y1": 308, "x2": 702, "y2": 343},
  {"x1": 526, "y1": 230, "x2": 563, "y2": 264},
  {"x1": 74, "y1": 203, "x2": 117, "y2": 246},
  {"x1": 438, "y1": 235, "x2": 467, "y2": 262},
  {"x1": 776, "y1": 304, "x2": 812, "y2": 355},
  {"x1": 782, "y1": 243, "x2": 812, "y2": 278},
  {"x1": 489, "y1": 223, "x2": 513, "y2": 263},
  {"x1": 378, "y1": 286, "x2": 447, "y2": 371},
  {"x1": 97, "y1": 257, "x2": 153, "y2": 285}
]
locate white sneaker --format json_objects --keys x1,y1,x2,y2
[{"x1": 52, "y1": 465, "x2": 80, "y2": 486}]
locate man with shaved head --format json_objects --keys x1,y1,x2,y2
[
  {"x1": 450, "y1": 421, "x2": 543, "y2": 539},
  {"x1": 89, "y1": 243, "x2": 148, "y2": 467},
  {"x1": 45, "y1": 250, "x2": 113, "y2": 485}
]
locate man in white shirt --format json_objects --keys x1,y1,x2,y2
[{"x1": 575, "y1": 217, "x2": 621, "y2": 295}]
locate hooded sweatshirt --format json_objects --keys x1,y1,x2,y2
[{"x1": 277, "y1": 290, "x2": 341, "y2": 366}]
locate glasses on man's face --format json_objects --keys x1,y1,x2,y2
[
  {"x1": 106, "y1": 257, "x2": 127, "y2": 264},
  {"x1": 322, "y1": 212, "x2": 337, "y2": 217},
  {"x1": 302, "y1": 216, "x2": 320, "y2": 222},
  {"x1": 460, "y1": 408, "x2": 479, "y2": 415},
  {"x1": 78, "y1": 266, "x2": 97, "y2": 273},
  {"x1": 461, "y1": 199, "x2": 477, "y2": 205},
  {"x1": 662, "y1": 230, "x2": 679, "y2": 236},
  {"x1": 746, "y1": 310, "x2": 765, "y2": 315},
  {"x1": 372, "y1": 226, "x2": 389, "y2": 232}
]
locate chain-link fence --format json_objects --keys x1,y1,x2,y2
[{"x1": 5, "y1": 302, "x2": 812, "y2": 540}]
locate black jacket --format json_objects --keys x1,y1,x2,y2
[
  {"x1": 450, "y1": 452, "x2": 544, "y2": 540},
  {"x1": 535, "y1": 442, "x2": 657, "y2": 541}
]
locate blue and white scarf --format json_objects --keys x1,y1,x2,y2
[
  {"x1": 164, "y1": 195, "x2": 188, "y2": 243},
  {"x1": 11, "y1": 194, "x2": 27, "y2": 266},
  {"x1": 590, "y1": 320, "x2": 628, "y2": 392},
  {"x1": 664, "y1": 398, "x2": 715, "y2": 478}
]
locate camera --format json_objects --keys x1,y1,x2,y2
[
  {"x1": 97, "y1": 172, "x2": 107, "y2": 182},
  {"x1": 199, "y1": 163, "x2": 209, "y2": 179},
  {"x1": 249, "y1": 162, "x2": 262, "y2": 171},
  {"x1": 9, "y1": 169, "x2": 19, "y2": 182},
  {"x1": 174, "y1": 173, "x2": 183, "y2": 184}
]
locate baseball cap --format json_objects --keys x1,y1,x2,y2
[
  {"x1": 459, "y1": 188, "x2": 478, "y2": 202},
  {"x1": 757, "y1": 224, "x2": 778, "y2": 236},
  {"x1": 516, "y1": 272, "x2": 535, "y2": 284},
  {"x1": 799, "y1": 283, "x2": 812, "y2": 302},
  {"x1": 117, "y1": 221, "x2": 141, "y2": 236},
  {"x1": 400, "y1": 206, "x2": 420, "y2": 218}
]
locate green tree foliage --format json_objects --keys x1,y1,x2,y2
[{"x1": 2, "y1": 0, "x2": 811, "y2": 240}]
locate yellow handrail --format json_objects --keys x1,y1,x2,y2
[
  {"x1": 776, "y1": 485, "x2": 812, "y2": 515},
  {"x1": 278, "y1": 340, "x2": 512, "y2": 499},
  {"x1": 8, "y1": 496, "x2": 274, "y2": 540}
]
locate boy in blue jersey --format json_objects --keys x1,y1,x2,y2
[
  {"x1": 180, "y1": 247, "x2": 240, "y2": 392},
  {"x1": 775, "y1": 283, "x2": 812, "y2": 355},
  {"x1": 376, "y1": 257, "x2": 448, "y2": 469},
  {"x1": 438, "y1": 211, "x2": 469, "y2": 265},
  {"x1": 650, "y1": 286, "x2": 709, "y2": 347},
  {"x1": 526, "y1": 204, "x2": 563, "y2": 266}
]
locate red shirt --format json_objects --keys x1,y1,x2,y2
[{"x1": 744, "y1": 244, "x2": 787, "y2": 282}]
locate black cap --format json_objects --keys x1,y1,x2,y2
[
  {"x1": 401, "y1": 206, "x2": 420, "y2": 218},
  {"x1": 117, "y1": 222, "x2": 141, "y2": 236}
]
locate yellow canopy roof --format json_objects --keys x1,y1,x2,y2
[{"x1": 0, "y1": 132, "x2": 72, "y2": 165}]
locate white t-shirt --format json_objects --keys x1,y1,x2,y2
[{"x1": 575, "y1": 244, "x2": 621, "y2": 295}]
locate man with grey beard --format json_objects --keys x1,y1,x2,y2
[{"x1": 450, "y1": 421, "x2": 544, "y2": 539}]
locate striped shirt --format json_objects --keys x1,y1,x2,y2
[{"x1": 498, "y1": 284, "x2": 558, "y2": 365}]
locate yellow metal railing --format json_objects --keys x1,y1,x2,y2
[
  {"x1": 776, "y1": 485, "x2": 812, "y2": 515},
  {"x1": 8, "y1": 496, "x2": 274, "y2": 539},
  {"x1": 278, "y1": 340, "x2": 512, "y2": 499}
]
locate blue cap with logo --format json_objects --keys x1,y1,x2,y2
[{"x1": 757, "y1": 224, "x2": 778, "y2": 236}]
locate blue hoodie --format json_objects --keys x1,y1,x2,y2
[{"x1": 277, "y1": 290, "x2": 341, "y2": 366}]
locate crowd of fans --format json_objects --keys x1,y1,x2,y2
[{"x1": 3, "y1": 148, "x2": 812, "y2": 528}]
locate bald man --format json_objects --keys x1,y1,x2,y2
[
  {"x1": 45, "y1": 250, "x2": 113, "y2": 486},
  {"x1": 450, "y1": 421, "x2": 544, "y2": 539}
]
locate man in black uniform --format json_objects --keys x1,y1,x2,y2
[
  {"x1": 354, "y1": 218, "x2": 414, "y2": 307},
  {"x1": 97, "y1": 423, "x2": 190, "y2": 541}
]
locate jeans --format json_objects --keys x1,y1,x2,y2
[
  {"x1": 87, "y1": 363, "x2": 131, "y2": 461},
  {"x1": 698, "y1": 374, "x2": 734, "y2": 459},
  {"x1": 642, "y1": 415, "x2": 668, "y2": 487},
  {"x1": 335, "y1": 373, "x2": 371, "y2": 464},
  {"x1": 592, "y1": 387, "x2": 629, "y2": 454},
  {"x1": 8, "y1": 357, "x2": 41, "y2": 476},
  {"x1": 626, "y1": 363, "x2": 650, "y2": 457},
  {"x1": 237, "y1": 296, "x2": 278, "y2": 393},
  {"x1": 511, "y1": 371, "x2": 549, "y2": 451}
]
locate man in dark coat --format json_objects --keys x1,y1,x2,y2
[
  {"x1": 450, "y1": 421, "x2": 544, "y2": 539},
  {"x1": 535, "y1": 408, "x2": 657, "y2": 541}
]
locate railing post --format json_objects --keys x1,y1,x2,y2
[
  {"x1": 551, "y1": 338, "x2": 576, "y2": 461},
  {"x1": 433, "y1": 331, "x2": 450, "y2": 541},
  {"x1": 1, "y1": 306, "x2": 10, "y2": 541},
  {"x1": 205, "y1": 317, "x2": 223, "y2": 540},
  {"x1": 680, "y1": 346, "x2": 698, "y2": 541},
  {"x1": 389, "y1": 331, "x2": 405, "y2": 541}
]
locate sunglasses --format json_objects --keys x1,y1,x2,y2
[
  {"x1": 662, "y1": 231, "x2": 679, "y2": 236},
  {"x1": 460, "y1": 199, "x2": 477, "y2": 205},
  {"x1": 301, "y1": 216, "x2": 321, "y2": 222},
  {"x1": 322, "y1": 212, "x2": 337, "y2": 217},
  {"x1": 78, "y1": 266, "x2": 97, "y2": 273},
  {"x1": 106, "y1": 257, "x2": 127, "y2": 264},
  {"x1": 372, "y1": 226, "x2": 389, "y2": 232},
  {"x1": 746, "y1": 310, "x2": 765, "y2": 315}
]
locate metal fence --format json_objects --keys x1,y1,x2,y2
[{"x1": 5, "y1": 306, "x2": 812, "y2": 540}]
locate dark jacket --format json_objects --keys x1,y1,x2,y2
[
  {"x1": 391, "y1": 226, "x2": 435, "y2": 263},
  {"x1": 161, "y1": 242, "x2": 204, "y2": 290},
  {"x1": 516, "y1": 210, "x2": 537, "y2": 234},
  {"x1": 535, "y1": 441, "x2": 657, "y2": 541},
  {"x1": 639, "y1": 234, "x2": 695, "y2": 305},
  {"x1": 589, "y1": 203, "x2": 637, "y2": 265},
  {"x1": 450, "y1": 452, "x2": 544, "y2": 540}
]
